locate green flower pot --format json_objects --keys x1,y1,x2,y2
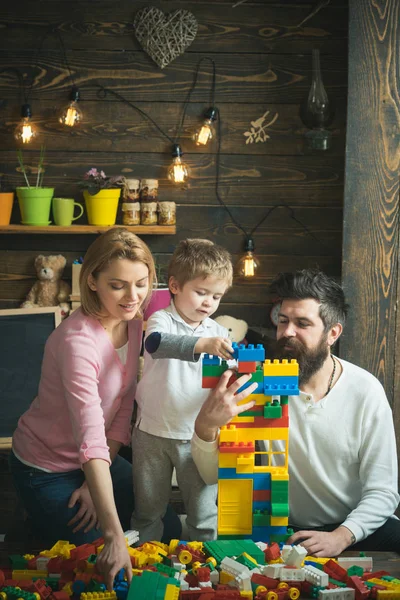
[{"x1": 16, "y1": 187, "x2": 55, "y2": 225}]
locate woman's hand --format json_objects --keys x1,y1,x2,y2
[
  {"x1": 195, "y1": 370, "x2": 257, "y2": 442},
  {"x1": 68, "y1": 481, "x2": 99, "y2": 534},
  {"x1": 96, "y1": 533, "x2": 133, "y2": 591}
]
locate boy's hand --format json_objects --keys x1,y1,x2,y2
[{"x1": 195, "y1": 337, "x2": 233, "y2": 360}]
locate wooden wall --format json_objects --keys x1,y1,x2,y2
[
  {"x1": 0, "y1": 0, "x2": 348, "y2": 327},
  {"x1": 341, "y1": 1, "x2": 399, "y2": 427}
]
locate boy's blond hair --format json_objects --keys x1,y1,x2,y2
[
  {"x1": 168, "y1": 238, "x2": 233, "y2": 288},
  {"x1": 80, "y1": 227, "x2": 156, "y2": 319}
]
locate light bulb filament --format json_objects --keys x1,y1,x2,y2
[
  {"x1": 197, "y1": 124, "x2": 212, "y2": 146},
  {"x1": 244, "y1": 253, "x2": 255, "y2": 277},
  {"x1": 22, "y1": 123, "x2": 33, "y2": 144},
  {"x1": 65, "y1": 105, "x2": 77, "y2": 126}
]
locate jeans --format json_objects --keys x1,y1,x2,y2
[
  {"x1": 9, "y1": 450, "x2": 181, "y2": 546},
  {"x1": 292, "y1": 517, "x2": 400, "y2": 553}
]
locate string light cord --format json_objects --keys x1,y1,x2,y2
[
  {"x1": 95, "y1": 85, "x2": 175, "y2": 145},
  {"x1": 174, "y1": 56, "x2": 216, "y2": 145},
  {"x1": 215, "y1": 107, "x2": 329, "y2": 251},
  {"x1": 0, "y1": 68, "x2": 28, "y2": 105},
  {"x1": 24, "y1": 25, "x2": 76, "y2": 104}
]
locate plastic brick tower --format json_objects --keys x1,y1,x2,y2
[{"x1": 202, "y1": 343, "x2": 299, "y2": 544}]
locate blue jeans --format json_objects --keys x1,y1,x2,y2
[{"x1": 9, "y1": 451, "x2": 181, "y2": 546}]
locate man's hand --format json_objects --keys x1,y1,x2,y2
[
  {"x1": 96, "y1": 533, "x2": 132, "y2": 591},
  {"x1": 195, "y1": 337, "x2": 234, "y2": 361},
  {"x1": 195, "y1": 370, "x2": 257, "y2": 442},
  {"x1": 67, "y1": 481, "x2": 99, "y2": 534},
  {"x1": 287, "y1": 526, "x2": 354, "y2": 557}
]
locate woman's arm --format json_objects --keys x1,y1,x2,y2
[{"x1": 83, "y1": 458, "x2": 132, "y2": 590}]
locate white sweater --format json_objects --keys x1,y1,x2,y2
[{"x1": 191, "y1": 357, "x2": 399, "y2": 542}]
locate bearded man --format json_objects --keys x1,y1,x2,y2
[{"x1": 191, "y1": 270, "x2": 400, "y2": 556}]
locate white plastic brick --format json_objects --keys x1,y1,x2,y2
[
  {"x1": 280, "y1": 567, "x2": 306, "y2": 581},
  {"x1": 221, "y1": 557, "x2": 250, "y2": 579},
  {"x1": 281, "y1": 545, "x2": 293, "y2": 562},
  {"x1": 210, "y1": 570, "x2": 220, "y2": 585},
  {"x1": 262, "y1": 563, "x2": 284, "y2": 578},
  {"x1": 124, "y1": 529, "x2": 140, "y2": 546},
  {"x1": 319, "y1": 588, "x2": 355, "y2": 600},
  {"x1": 286, "y1": 545, "x2": 307, "y2": 568},
  {"x1": 256, "y1": 541, "x2": 268, "y2": 551},
  {"x1": 36, "y1": 557, "x2": 50, "y2": 571},
  {"x1": 337, "y1": 557, "x2": 373, "y2": 572},
  {"x1": 304, "y1": 565, "x2": 329, "y2": 587}
]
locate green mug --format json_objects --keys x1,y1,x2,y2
[{"x1": 52, "y1": 197, "x2": 84, "y2": 226}]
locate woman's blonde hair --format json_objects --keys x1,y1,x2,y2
[{"x1": 79, "y1": 228, "x2": 156, "y2": 319}]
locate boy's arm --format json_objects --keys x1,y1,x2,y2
[
  {"x1": 145, "y1": 332, "x2": 233, "y2": 361},
  {"x1": 145, "y1": 331, "x2": 201, "y2": 361}
]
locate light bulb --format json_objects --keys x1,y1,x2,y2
[
  {"x1": 168, "y1": 144, "x2": 189, "y2": 184},
  {"x1": 192, "y1": 108, "x2": 217, "y2": 147},
  {"x1": 59, "y1": 87, "x2": 83, "y2": 127},
  {"x1": 14, "y1": 104, "x2": 37, "y2": 144},
  {"x1": 237, "y1": 238, "x2": 260, "y2": 278}
]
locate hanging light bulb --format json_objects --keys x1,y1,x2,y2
[
  {"x1": 14, "y1": 104, "x2": 38, "y2": 144},
  {"x1": 237, "y1": 238, "x2": 260, "y2": 278},
  {"x1": 168, "y1": 144, "x2": 189, "y2": 184},
  {"x1": 59, "y1": 86, "x2": 83, "y2": 127},
  {"x1": 192, "y1": 107, "x2": 217, "y2": 147}
]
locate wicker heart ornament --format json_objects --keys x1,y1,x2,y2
[{"x1": 134, "y1": 7, "x2": 198, "y2": 69}]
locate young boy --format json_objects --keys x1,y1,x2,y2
[{"x1": 131, "y1": 239, "x2": 234, "y2": 543}]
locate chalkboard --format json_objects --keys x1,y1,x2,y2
[{"x1": 0, "y1": 307, "x2": 61, "y2": 448}]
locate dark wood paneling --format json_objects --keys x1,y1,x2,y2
[
  {"x1": 0, "y1": 101, "x2": 346, "y2": 156},
  {"x1": 341, "y1": 0, "x2": 399, "y2": 421},
  {"x1": 0, "y1": 50, "x2": 348, "y2": 104},
  {"x1": 0, "y1": 0, "x2": 346, "y2": 327},
  {"x1": 0, "y1": 1, "x2": 348, "y2": 54},
  {"x1": 0, "y1": 152, "x2": 345, "y2": 207}
]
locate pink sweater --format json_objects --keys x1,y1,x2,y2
[{"x1": 12, "y1": 308, "x2": 142, "y2": 472}]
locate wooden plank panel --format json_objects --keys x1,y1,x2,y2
[
  {"x1": 0, "y1": 51, "x2": 348, "y2": 103},
  {"x1": 0, "y1": 100, "x2": 346, "y2": 156},
  {"x1": 0, "y1": 1, "x2": 348, "y2": 54},
  {"x1": 341, "y1": 0, "x2": 399, "y2": 407},
  {"x1": 0, "y1": 229, "x2": 342, "y2": 260},
  {"x1": 0, "y1": 248, "x2": 339, "y2": 282},
  {"x1": 0, "y1": 152, "x2": 345, "y2": 208},
  {"x1": 0, "y1": 298, "x2": 273, "y2": 329}
]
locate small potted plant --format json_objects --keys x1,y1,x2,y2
[
  {"x1": 0, "y1": 173, "x2": 14, "y2": 226},
  {"x1": 16, "y1": 146, "x2": 54, "y2": 226},
  {"x1": 79, "y1": 168, "x2": 125, "y2": 226}
]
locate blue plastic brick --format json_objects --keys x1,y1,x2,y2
[{"x1": 203, "y1": 354, "x2": 221, "y2": 365}]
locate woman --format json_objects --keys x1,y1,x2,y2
[{"x1": 9, "y1": 228, "x2": 180, "y2": 588}]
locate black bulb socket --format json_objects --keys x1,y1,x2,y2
[
  {"x1": 245, "y1": 238, "x2": 255, "y2": 252},
  {"x1": 204, "y1": 107, "x2": 217, "y2": 121},
  {"x1": 21, "y1": 103, "x2": 32, "y2": 118},
  {"x1": 70, "y1": 86, "x2": 80, "y2": 102},
  {"x1": 172, "y1": 144, "x2": 183, "y2": 158}
]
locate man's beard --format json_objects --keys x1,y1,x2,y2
[{"x1": 271, "y1": 333, "x2": 330, "y2": 386}]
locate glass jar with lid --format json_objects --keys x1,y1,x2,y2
[
  {"x1": 122, "y1": 202, "x2": 140, "y2": 226},
  {"x1": 158, "y1": 201, "x2": 176, "y2": 226},
  {"x1": 140, "y1": 201, "x2": 158, "y2": 225},
  {"x1": 140, "y1": 179, "x2": 158, "y2": 200}
]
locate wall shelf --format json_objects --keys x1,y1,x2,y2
[{"x1": 0, "y1": 225, "x2": 176, "y2": 235}]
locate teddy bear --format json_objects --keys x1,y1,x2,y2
[
  {"x1": 215, "y1": 315, "x2": 248, "y2": 345},
  {"x1": 21, "y1": 254, "x2": 71, "y2": 318}
]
